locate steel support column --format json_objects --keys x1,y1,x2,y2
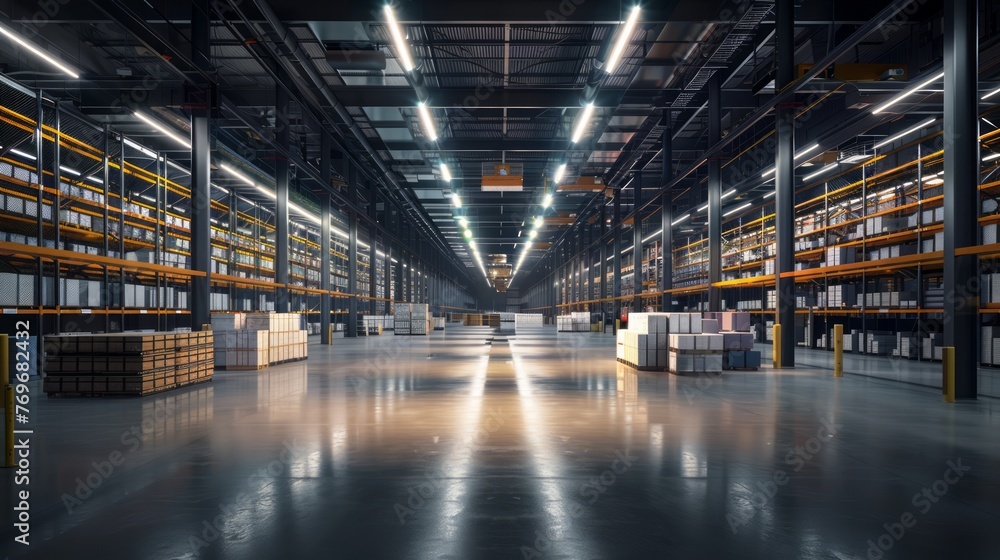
[
  {"x1": 320, "y1": 131, "x2": 332, "y2": 344},
  {"x1": 661, "y1": 114, "x2": 673, "y2": 311},
  {"x1": 346, "y1": 162, "x2": 359, "y2": 337},
  {"x1": 633, "y1": 174, "x2": 644, "y2": 312},
  {"x1": 275, "y1": 74, "x2": 291, "y2": 313},
  {"x1": 190, "y1": 0, "x2": 212, "y2": 330},
  {"x1": 944, "y1": 0, "x2": 979, "y2": 398},
  {"x1": 708, "y1": 75, "x2": 722, "y2": 311},
  {"x1": 775, "y1": 0, "x2": 796, "y2": 367},
  {"x1": 613, "y1": 192, "x2": 622, "y2": 331}
]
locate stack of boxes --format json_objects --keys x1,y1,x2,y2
[
  {"x1": 393, "y1": 304, "x2": 430, "y2": 335},
  {"x1": 211, "y1": 312, "x2": 307, "y2": 368},
  {"x1": 557, "y1": 312, "x2": 590, "y2": 332},
  {"x1": 499, "y1": 313, "x2": 516, "y2": 332},
  {"x1": 514, "y1": 313, "x2": 544, "y2": 329},
  {"x1": 706, "y1": 312, "x2": 758, "y2": 369},
  {"x1": 464, "y1": 313, "x2": 484, "y2": 327},
  {"x1": 393, "y1": 303, "x2": 412, "y2": 334},
  {"x1": 363, "y1": 315, "x2": 394, "y2": 332},
  {"x1": 614, "y1": 312, "x2": 726, "y2": 374},
  {"x1": 432, "y1": 317, "x2": 446, "y2": 331},
  {"x1": 43, "y1": 331, "x2": 214, "y2": 396}
]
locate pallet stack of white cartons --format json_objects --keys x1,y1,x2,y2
[
  {"x1": 363, "y1": 315, "x2": 394, "y2": 331},
  {"x1": 394, "y1": 303, "x2": 411, "y2": 335},
  {"x1": 211, "y1": 313, "x2": 247, "y2": 331},
  {"x1": 411, "y1": 304, "x2": 429, "y2": 335},
  {"x1": 433, "y1": 317, "x2": 445, "y2": 330},
  {"x1": 625, "y1": 313, "x2": 670, "y2": 369},
  {"x1": 268, "y1": 329, "x2": 307, "y2": 364},
  {"x1": 557, "y1": 315, "x2": 573, "y2": 332},
  {"x1": 245, "y1": 313, "x2": 301, "y2": 333},
  {"x1": 499, "y1": 312, "x2": 516, "y2": 332},
  {"x1": 668, "y1": 331, "x2": 724, "y2": 374},
  {"x1": 668, "y1": 313, "x2": 703, "y2": 334},
  {"x1": 515, "y1": 313, "x2": 544, "y2": 329},
  {"x1": 214, "y1": 330, "x2": 269, "y2": 369},
  {"x1": 571, "y1": 312, "x2": 590, "y2": 331}
]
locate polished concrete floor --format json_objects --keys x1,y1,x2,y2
[{"x1": 2, "y1": 325, "x2": 1000, "y2": 559}]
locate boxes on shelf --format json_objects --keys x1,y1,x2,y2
[{"x1": 514, "y1": 313, "x2": 544, "y2": 329}]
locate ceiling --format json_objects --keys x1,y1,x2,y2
[{"x1": 0, "y1": 0, "x2": 941, "y2": 292}]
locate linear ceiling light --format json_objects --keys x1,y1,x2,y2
[
  {"x1": 723, "y1": 202, "x2": 752, "y2": 218},
  {"x1": 761, "y1": 144, "x2": 821, "y2": 177},
  {"x1": 553, "y1": 163, "x2": 567, "y2": 183},
  {"x1": 383, "y1": 5, "x2": 415, "y2": 72},
  {"x1": 571, "y1": 103, "x2": 596, "y2": 144},
  {"x1": 603, "y1": 6, "x2": 642, "y2": 74},
  {"x1": 671, "y1": 213, "x2": 690, "y2": 226},
  {"x1": 872, "y1": 72, "x2": 944, "y2": 114},
  {"x1": 134, "y1": 112, "x2": 191, "y2": 149},
  {"x1": 440, "y1": 162, "x2": 452, "y2": 182},
  {"x1": 0, "y1": 23, "x2": 79, "y2": 78},
  {"x1": 803, "y1": 163, "x2": 840, "y2": 182},
  {"x1": 417, "y1": 102, "x2": 438, "y2": 141},
  {"x1": 451, "y1": 192, "x2": 462, "y2": 208},
  {"x1": 873, "y1": 117, "x2": 938, "y2": 150}
]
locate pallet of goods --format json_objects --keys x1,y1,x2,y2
[
  {"x1": 464, "y1": 313, "x2": 484, "y2": 327},
  {"x1": 43, "y1": 331, "x2": 214, "y2": 396},
  {"x1": 514, "y1": 313, "x2": 544, "y2": 329},
  {"x1": 557, "y1": 312, "x2": 590, "y2": 332},
  {"x1": 433, "y1": 317, "x2": 446, "y2": 330},
  {"x1": 214, "y1": 330, "x2": 269, "y2": 370}
]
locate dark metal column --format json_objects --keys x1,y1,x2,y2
[
  {"x1": 775, "y1": 0, "x2": 796, "y2": 367},
  {"x1": 633, "y1": 173, "x2": 644, "y2": 312},
  {"x1": 190, "y1": 0, "x2": 212, "y2": 330},
  {"x1": 944, "y1": 0, "x2": 979, "y2": 398},
  {"x1": 368, "y1": 182, "x2": 378, "y2": 314},
  {"x1": 275, "y1": 74, "x2": 291, "y2": 313},
  {"x1": 383, "y1": 201, "x2": 392, "y2": 310},
  {"x1": 346, "y1": 162, "x2": 359, "y2": 337},
  {"x1": 613, "y1": 191, "x2": 622, "y2": 331},
  {"x1": 708, "y1": 75, "x2": 722, "y2": 311},
  {"x1": 600, "y1": 203, "x2": 607, "y2": 320},
  {"x1": 320, "y1": 131, "x2": 332, "y2": 344},
  {"x1": 661, "y1": 114, "x2": 673, "y2": 311}
]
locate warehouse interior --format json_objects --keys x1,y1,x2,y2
[{"x1": 1, "y1": 0, "x2": 999, "y2": 558}]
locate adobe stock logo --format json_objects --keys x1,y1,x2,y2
[{"x1": 865, "y1": 458, "x2": 971, "y2": 559}]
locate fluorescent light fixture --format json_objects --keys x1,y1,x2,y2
[
  {"x1": 469, "y1": 240, "x2": 476, "y2": 249},
  {"x1": 542, "y1": 193, "x2": 554, "y2": 208},
  {"x1": 723, "y1": 203, "x2": 752, "y2": 218},
  {"x1": 134, "y1": 112, "x2": 191, "y2": 149},
  {"x1": 722, "y1": 189, "x2": 736, "y2": 200},
  {"x1": 763, "y1": 191, "x2": 775, "y2": 199},
  {"x1": 85, "y1": 176, "x2": 103, "y2": 184},
  {"x1": 464, "y1": 229, "x2": 472, "y2": 239},
  {"x1": 553, "y1": 163, "x2": 567, "y2": 183},
  {"x1": 671, "y1": 214, "x2": 690, "y2": 226},
  {"x1": 697, "y1": 203, "x2": 708, "y2": 212},
  {"x1": 761, "y1": 144, "x2": 822, "y2": 177},
  {"x1": 571, "y1": 103, "x2": 596, "y2": 144},
  {"x1": 220, "y1": 163, "x2": 256, "y2": 186},
  {"x1": 8, "y1": 148, "x2": 36, "y2": 161},
  {"x1": 417, "y1": 102, "x2": 437, "y2": 141},
  {"x1": 803, "y1": 163, "x2": 839, "y2": 182},
  {"x1": 451, "y1": 192, "x2": 462, "y2": 208},
  {"x1": 383, "y1": 5, "x2": 415, "y2": 72},
  {"x1": 873, "y1": 117, "x2": 937, "y2": 150},
  {"x1": 534, "y1": 216, "x2": 544, "y2": 227},
  {"x1": 642, "y1": 229, "x2": 663, "y2": 244},
  {"x1": 458, "y1": 217, "x2": 468, "y2": 227},
  {"x1": 529, "y1": 229, "x2": 537, "y2": 239},
  {"x1": 984, "y1": 153, "x2": 1000, "y2": 162},
  {"x1": 603, "y1": 6, "x2": 641, "y2": 74},
  {"x1": 60, "y1": 165, "x2": 80, "y2": 176},
  {"x1": 123, "y1": 138, "x2": 158, "y2": 159},
  {"x1": 873, "y1": 72, "x2": 944, "y2": 114},
  {"x1": 0, "y1": 23, "x2": 79, "y2": 78},
  {"x1": 840, "y1": 154, "x2": 871, "y2": 164},
  {"x1": 440, "y1": 163, "x2": 452, "y2": 182},
  {"x1": 925, "y1": 178, "x2": 944, "y2": 186}
]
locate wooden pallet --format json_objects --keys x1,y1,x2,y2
[{"x1": 615, "y1": 358, "x2": 666, "y2": 372}]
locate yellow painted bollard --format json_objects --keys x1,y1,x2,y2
[
  {"x1": 942, "y1": 347, "x2": 956, "y2": 403},
  {"x1": 0, "y1": 333, "x2": 12, "y2": 467},
  {"x1": 833, "y1": 324, "x2": 844, "y2": 377},
  {"x1": 773, "y1": 324, "x2": 782, "y2": 369}
]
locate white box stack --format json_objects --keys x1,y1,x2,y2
[
  {"x1": 557, "y1": 312, "x2": 591, "y2": 332},
  {"x1": 514, "y1": 313, "x2": 544, "y2": 329},
  {"x1": 214, "y1": 330, "x2": 269, "y2": 370},
  {"x1": 393, "y1": 303, "x2": 412, "y2": 335},
  {"x1": 411, "y1": 304, "x2": 429, "y2": 335},
  {"x1": 433, "y1": 317, "x2": 445, "y2": 330},
  {"x1": 268, "y1": 329, "x2": 308, "y2": 364}
]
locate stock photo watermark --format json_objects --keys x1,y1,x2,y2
[
  {"x1": 727, "y1": 417, "x2": 842, "y2": 534},
  {"x1": 865, "y1": 458, "x2": 970, "y2": 560}
]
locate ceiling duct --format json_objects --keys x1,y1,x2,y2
[{"x1": 325, "y1": 48, "x2": 386, "y2": 70}]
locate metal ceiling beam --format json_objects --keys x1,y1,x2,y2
[{"x1": 325, "y1": 86, "x2": 756, "y2": 108}]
